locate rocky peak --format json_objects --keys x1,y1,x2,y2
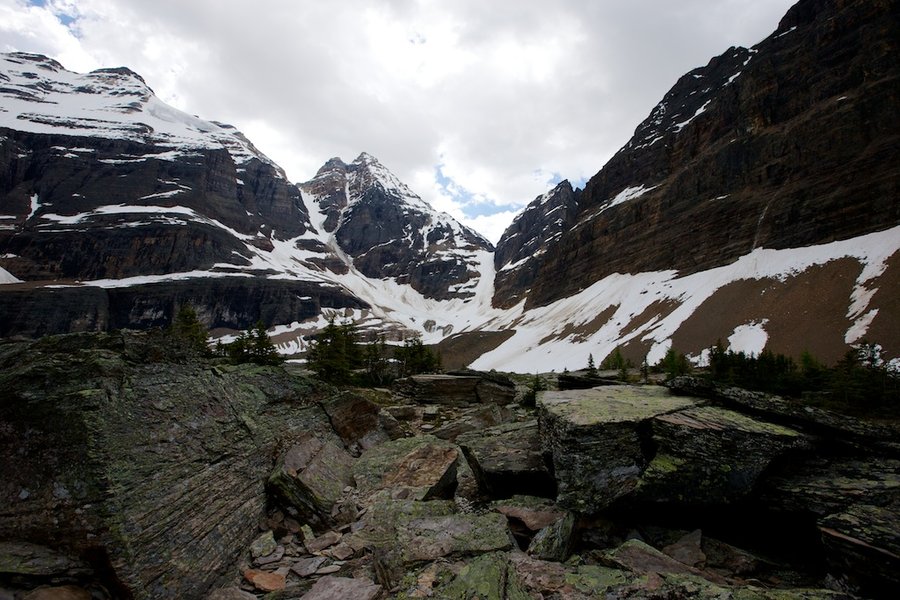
[
  {"x1": 493, "y1": 180, "x2": 580, "y2": 308},
  {"x1": 300, "y1": 153, "x2": 492, "y2": 300}
]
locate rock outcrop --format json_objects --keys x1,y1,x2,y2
[{"x1": 0, "y1": 331, "x2": 333, "y2": 598}]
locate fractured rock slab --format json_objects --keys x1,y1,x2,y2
[
  {"x1": 458, "y1": 420, "x2": 555, "y2": 499},
  {"x1": 635, "y1": 405, "x2": 808, "y2": 504},
  {"x1": 352, "y1": 435, "x2": 459, "y2": 501},
  {"x1": 398, "y1": 512, "x2": 514, "y2": 563},
  {"x1": 538, "y1": 386, "x2": 697, "y2": 512},
  {"x1": 300, "y1": 576, "x2": 381, "y2": 600},
  {"x1": 267, "y1": 433, "x2": 355, "y2": 530}
]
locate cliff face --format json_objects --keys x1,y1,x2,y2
[
  {"x1": 493, "y1": 181, "x2": 580, "y2": 309},
  {"x1": 516, "y1": 0, "x2": 899, "y2": 309}
]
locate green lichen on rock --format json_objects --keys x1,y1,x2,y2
[
  {"x1": 399, "y1": 512, "x2": 514, "y2": 563},
  {"x1": 436, "y1": 552, "x2": 529, "y2": 600},
  {"x1": 538, "y1": 385, "x2": 699, "y2": 426}
]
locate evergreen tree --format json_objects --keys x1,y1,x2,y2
[
  {"x1": 395, "y1": 335, "x2": 440, "y2": 378},
  {"x1": 586, "y1": 353, "x2": 598, "y2": 377},
  {"x1": 363, "y1": 334, "x2": 390, "y2": 385},
  {"x1": 660, "y1": 348, "x2": 691, "y2": 379},
  {"x1": 306, "y1": 317, "x2": 360, "y2": 383},
  {"x1": 227, "y1": 321, "x2": 282, "y2": 365},
  {"x1": 168, "y1": 303, "x2": 210, "y2": 356}
]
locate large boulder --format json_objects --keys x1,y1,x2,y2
[
  {"x1": 458, "y1": 420, "x2": 556, "y2": 499},
  {"x1": 266, "y1": 433, "x2": 355, "y2": 531},
  {"x1": 537, "y1": 386, "x2": 697, "y2": 512},
  {"x1": 0, "y1": 332, "x2": 331, "y2": 599},
  {"x1": 634, "y1": 405, "x2": 808, "y2": 504},
  {"x1": 351, "y1": 435, "x2": 459, "y2": 502},
  {"x1": 538, "y1": 385, "x2": 808, "y2": 512},
  {"x1": 393, "y1": 371, "x2": 516, "y2": 406}
]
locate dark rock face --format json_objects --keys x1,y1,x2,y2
[
  {"x1": 0, "y1": 332, "x2": 333, "y2": 599},
  {"x1": 0, "y1": 129, "x2": 312, "y2": 279},
  {"x1": 511, "y1": 0, "x2": 900, "y2": 308},
  {"x1": 493, "y1": 180, "x2": 580, "y2": 309},
  {"x1": 300, "y1": 153, "x2": 493, "y2": 301},
  {"x1": 0, "y1": 277, "x2": 367, "y2": 338}
]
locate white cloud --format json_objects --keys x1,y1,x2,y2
[{"x1": 0, "y1": 0, "x2": 797, "y2": 240}]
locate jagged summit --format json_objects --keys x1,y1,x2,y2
[{"x1": 300, "y1": 153, "x2": 492, "y2": 301}]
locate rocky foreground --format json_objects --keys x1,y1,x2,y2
[{"x1": 1, "y1": 332, "x2": 898, "y2": 599}]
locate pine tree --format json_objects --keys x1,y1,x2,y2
[
  {"x1": 168, "y1": 303, "x2": 209, "y2": 356},
  {"x1": 586, "y1": 353, "x2": 598, "y2": 377}
]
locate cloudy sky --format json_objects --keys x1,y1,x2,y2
[{"x1": 2, "y1": 0, "x2": 796, "y2": 243}]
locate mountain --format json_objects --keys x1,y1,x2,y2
[
  {"x1": 300, "y1": 152, "x2": 492, "y2": 301},
  {"x1": 467, "y1": 0, "x2": 900, "y2": 369},
  {"x1": 0, "y1": 52, "x2": 494, "y2": 343},
  {"x1": 493, "y1": 180, "x2": 580, "y2": 309},
  {"x1": 1, "y1": 0, "x2": 898, "y2": 370}
]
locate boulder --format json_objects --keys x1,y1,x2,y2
[
  {"x1": 491, "y1": 496, "x2": 566, "y2": 532},
  {"x1": 267, "y1": 433, "x2": 355, "y2": 531},
  {"x1": 205, "y1": 587, "x2": 257, "y2": 600},
  {"x1": 344, "y1": 496, "x2": 457, "y2": 553},
  {"x1": 0, "y1": 332, "x2": 334, "y2": 599},
  {"x1": 634, "y1": 405, "x2": 808, "y2": 504},
  {"x1": 458, "y1": 420, "x2": 555, "y2": 499},
  {"x1": 432, "y1": 404, "x2": 512, "y2": 441},
  {"x1": 438, "y1": 552, "x2": 530, "y2": 600},
  {"x1": 818, "y1": 502, "x2": 900, "y2": 596},
  {"x1": 317, "y1": 392, "x2": 389, "y2": 452},
  {"x1": 352, "y1": 436, "x2": 459, "y2": 502},
  {"x1": 526, "y1": 512, "x2": 576, "y2": 562},
  {"x1": 537, "y1": 386, "x2": 698, "y2": 512},
  {"x1": 393, "y1": 371, "x2": 516, "y2": 406},
  {"x1": 393, "y1": 374, "x2": 481, "y2": 405},
  {"x1": 539, "y1": 385, "x2": 810, "y2": 512},
  {"x1": 21, "y1": 587, "x2": 91, "y2": 600}
]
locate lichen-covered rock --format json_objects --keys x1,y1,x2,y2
[
  {"x1": 299, "y1": 575, "x2": 381, "y2": 600},
  {"x1": 352, "y1": 436, "x2": 459, "y2": 502},
  {"x1": 393, "y1": 375, "x2": 482, "y2": 405},
  {"x1": 437, "y1": 552, "x2": 530, "y2": 600},
  {"x1": 317, "y1": 392, "x2": 389, "y2": 452},
  {"x1": 344, "y1": 496, "x2": 458, "y2": 553},
  {"x1": 458, "y1": 420, "x2": 555, "y2": 499},
  {"x1": 397, "y1": 512, "x2": 514, "y2": 563},
  {"x1": 537, "y1": 386, "x2": 699, "y2": 512},
  {"x1": 526, "y1": 512, "x2": 576, "y2": 562},
  {"x1": 267, "y1": 433, "x2": 355, "y2": 530},
  {"x1": 0, "y1": 332, "x2": 331, "y2": 599},
  {"x1": 491, "y1": 496, "x2": 566, "y2": 532},
  {"x1": 635, "y1": 405, "x2": 808, "y2": 504},
  {"x1": 818, "y1": 501, "x2": 900, "y2": 596},
  {"x1": 250, "y1": 531, "x2": 277, "y2": 559}
]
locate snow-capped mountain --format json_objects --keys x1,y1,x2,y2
[
  {"x1": 300, "y1": 152, "x2": 492, "y2": 301},
  {"x1": 0, "y1": 0, "x2": 898, "y2": 369}
]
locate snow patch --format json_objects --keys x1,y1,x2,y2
[
  {"x1": 727, "y1": 320, "x2": 769, "y2": 356},
  {"x1": 0, "y1": 265, "x2": 21, "y2": 284}
]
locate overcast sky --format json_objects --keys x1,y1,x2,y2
[{"x1": 2, "y1": 0, "x2": 796, "y2": 243}]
